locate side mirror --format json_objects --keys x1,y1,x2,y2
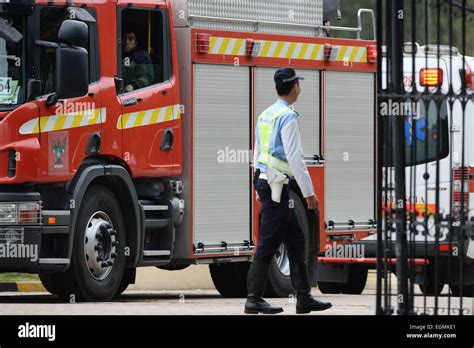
[
  {"x1": 27, "y1": 79, "x2": 42, "y2": 101},
  {"x1": 58, "y1": 19, "x2": 88, "y2": 46},
  {"x1": 56, "y1": 20, "x2": 89, "y2": 100}
]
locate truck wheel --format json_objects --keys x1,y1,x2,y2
[
  {"x1": 418, "y1": 271, "x2": 444, "y2": 296},
  {"x1": 341, "y1": 265, "x2": 368, "y2": 294},
  {"x1": 58, "y1": 186, "x2": 126, "y2": 302},
  {"x1": 267, "y1": 191, "x2": 310, "y2": 298},
  {"x1": 318, "y1": 282, "x2": 341, "y2": 294},
  {"x1": 210, "y1": 262, "x2": 250, "y2": 298},
  {"x1": 450, "y1": 284, "x2": 474, "y2": 297},
  {"x1": 39, "y1": 273, "x2": 60, "y2": 295},
  {"x1": 115, "y1": 268, "x2": 136, "y2": 298},
  {"x1": 318, "y1": 265, "x2": 368, "y2": 295}
]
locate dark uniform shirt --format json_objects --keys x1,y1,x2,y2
[{"x1": 123, "y1": 48, "x2": 155, "y2": 90}]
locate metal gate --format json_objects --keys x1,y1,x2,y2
[{"x1": 377, "y1": 0, "x2": 474, "y2": 315}]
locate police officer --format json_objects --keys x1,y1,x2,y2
[{"x1": 245, "y1": 68, "x2": 332, "y2": 315}]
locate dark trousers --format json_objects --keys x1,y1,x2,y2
[{"x1": 254, "y1": 178, "x2": 306, "y2": 264}]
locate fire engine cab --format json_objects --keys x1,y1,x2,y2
[{"x1": 0, "y1": 0, "x2": 377, "y2": 301}]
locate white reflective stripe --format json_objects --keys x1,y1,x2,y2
[
  {"x1": 125, "y1": 112, "x2": 138, "y2": 129},
  {"x1": 292, "y1": 43, "x2": 303, "y2": 59},
  {"x1": 142, "y1": 109, "x2": 153, "y2": 126},
  {"x1": 212, "y1": 37, "x2": 225, "y2": 54},
  {"x1": 267, "y1": 41, "x2": 279, "y2": 57},
  {"x1": 19, "y1": 119, "x2": 38, "y2": 135},
  {"x1": 100, "y1": 108, "x2": 107, "y2": 123},
  {"x1": 355, "y1": 47, "x2": 365, "y2": 62},
  {"x1": 315, "y1": 45, "x2": 324, "y2": 60}
]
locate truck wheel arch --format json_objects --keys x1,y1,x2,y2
[{"x1": 65, "y1": 162, "x2": 142, "y2": 269}]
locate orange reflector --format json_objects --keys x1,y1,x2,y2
[
  {"x1": 439, "y1": 243, "x2": 455, "y2": 252},
  {"x1": 48, "y1": 217, "x2": 56, "y2": 225},
  {"x1": 420, "y1": 68, "x2": 443, "y2": 86}
]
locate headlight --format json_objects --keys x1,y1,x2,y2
[
  {"x1": 0, "y1": 204, "x2": 16, "y2": 224},
  {"x1": 0, "y1": 202, "x2": 41, "y2": 224}
]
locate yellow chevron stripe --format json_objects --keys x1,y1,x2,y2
[
  {"x1": 336, "y1": 46, "x2": 348, "y2": 61},
  {"x1": 360, "y1": 48, "x2": 367, "y2": 63},
  {"x1": 164, "y1": 107, "x2": 173, "y2": 122},
  {"x1": 231, "y1": 39, "x2": 244, "y2": 55},
  {"x1": 32, "y1": 121, "x2": 40, "y2": 135},
  {"x1": 209, "y1": 37, "x2": 218, "y2": 53},
  {"x1": 219, "y1": 38, "x2": 231, "y2": 55},
  {"x1": 71, "y1": 113, "x2": 83, "y2": 129},
  {"x1": 55, "y1": 115, "x2": 68, "y2": 131},
  {"x1": 39, "y1": 117, "x2": 49, "y2": 132},
  {"x1": 349, "y1": 47, "x2": 359, "y2": 62},
  {"x1": 87, "y1": 109, "x2": 98, "y2": 125},
  {"x1": 19, "y1": 108, "x2": 106, "y2": 135},
  {"x1": 134, "y1": 111, "x2": 147, "y2": 128},
  {"x1": 118, "y1": 105, "x2": 181, "y2": 130},
  {"x1": 298, "y1": 44, "x2": 309, "y2": 60},
  {"x1": 260, "y1": 41, "x2": 272, "y2": 57},
  {"x1": 310, "y1": 45, "x2": 321, "y2": 60},
  {"x1": 286, "y1": 42, "x2": 297, "y2": 59},
  {"x1": 150, "y1": 108, "x2": 161, "y2": 125},
  {"x1": 205, "y1": 36, "x2": 373, "y2": 65},
  {"x1": 273, "y1": 41, "x2": 285, "y2": 58}
]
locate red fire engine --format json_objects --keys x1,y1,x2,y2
[{"x1": 0, "y1": 0, "x2": 377, "y2": 301}]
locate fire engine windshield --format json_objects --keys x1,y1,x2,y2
[
  {"x1": 0, "y1": 15, "x2": 24, "y2": 107},
  {"x1": 382, "y1": 100, "x2": 450, "y2": 167}
]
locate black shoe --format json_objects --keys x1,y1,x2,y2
[
  {"x1": 245, "y1": 296, "x2": 284, "y2": 314},
  {"x1": 244, "y1": 261, "x2": 284, "y2": 315},
  {"x1": 296, "y1": 292, "x2": 332, "y2": 314},
  {"x1": 290, "y1": 262, "x2": 332, "y2": 314}
]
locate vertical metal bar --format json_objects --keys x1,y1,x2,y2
[
  {"x1": 458, "y1": 0, "x2": 467, "y2": 312},
  {"x1": 385, "y1": 0, "x2": 394, "y2": 315},
  {"x1": 390, "y1": 0, "x2": 410, "y2": 315},
  {"x1": 376, "y1": 0, "x2": 384, "y2": 316}
]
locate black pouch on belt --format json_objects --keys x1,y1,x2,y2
[{"x1": 253, "y1": 169, "x2": 261, "y2": 187}]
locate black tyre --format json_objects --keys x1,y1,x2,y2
[
  {"x1": 341, "y1": 265, "x2": 368, "y2": 295},
  {"x1": 266, "y1": 191, "x2": 311, "y2": 298},
  {"x1": 318, "y1": 265, "x2": 368, "y2": 295},
  {"x1": 115, "y1": 268, "x2": 136, "y2": 298},
  {"x1": 210, "y1": 262, "x2": 250, "y2": 298},
  {"x1": 418, "y1": 271, "x2": 444, "y2": 296},
  {"x1": 450, "y1": 284, "x2": 474, "y2": 297},
  {"x1": 318, "y1": 281, "x2": 341, "y2": 294},
  {"x1": 57, "y1": 186, "x2": 126, "y2": 302},
  {"x1": 39, "y1": 273, "x2": 59, "y2": 295}
]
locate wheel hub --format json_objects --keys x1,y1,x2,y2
[
  {"x1": 275, "y1": 244, "x2": 290, "y2": 276},
  {"x1": 84, "y1": 212, "x2": 118, "y2": 281}
]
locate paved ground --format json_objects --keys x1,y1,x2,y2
[
  {"x1": 0, "y1": 288, "x2": 374, "y2": 315},
  {"x1": 0, "y1": 288, "x2": 471, "y2": 315}
]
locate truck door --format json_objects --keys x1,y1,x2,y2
[
  {"x1": 35, "y1": 6, "x2": 103, "y2": 178},
  {"x1": 324, "y1": 71, "x2": 376, "y2": 231},
  {"x1": 117, "y1": 5, "x2": 177, "y2": 177}
]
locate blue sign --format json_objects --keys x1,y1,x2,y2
[{"x1": 405, "y1": 117, "x2": 426, "y2": 146}]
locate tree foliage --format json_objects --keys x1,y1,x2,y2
[{"x1": 331, "y1": 0, "x2": 473, "y2": 56}]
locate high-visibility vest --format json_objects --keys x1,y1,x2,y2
[{"x1": 257, "y1": 106, "x2": 294, "y2": 177}]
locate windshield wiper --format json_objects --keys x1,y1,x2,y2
[{"x1": 0, "y1": 18, "x2": 22, "y2": 44}]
